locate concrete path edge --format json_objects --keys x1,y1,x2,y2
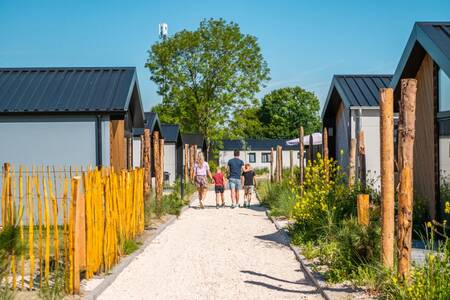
[{"x1": 83, "y1": 193, "x2": 197, "y2": 300}]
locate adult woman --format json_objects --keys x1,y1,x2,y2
[{"x1": 194, "y1": 152, "x2": 213, "y2": 208}]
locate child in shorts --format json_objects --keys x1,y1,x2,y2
[
  {"x1": 212, "y1": 167, "x2": 226, "y2": 209},
  {"x1": 242, "y1": 163, "x2": 256, "y2": 208}
]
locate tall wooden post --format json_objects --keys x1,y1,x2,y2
[
  {"x1": 126, "y1": 137, "x2": 133, "y2": 170},
  {"x1": 299, "y1": 127, "x2": 304, "y2": 193},
  {"x1": 270, "y1": 147, "x2": 274, "y2": 183},
  {"x1": 277, "y1": 146, "x2": 283, "y2": 182},
  {"x1": 323, "y1": 127, "x2": 329, "y2": 180},
  {"x1": 380, "y1": 88, "x2": 395, "y2": 269},
  {"x1": 189, "y1": 145, "x2": 195, "y2": 180},
  {"x1": 309, "y1": 134, "x2": 314, "y2": 163},
  {"x1": 397, "y1": 79, "x2": 417, "y2": 280},
  {"x1": 143, "y1": 129, "x2": 151, "y2": 196},
  {"x1": 358, "y1": 131, "x2": 366, "y2": 191},
  {"x1": 71, "y1": 176, "x2": 85, "y2": 295},
  {"x1": 348, "y1": 138, "x2": 356, "y2": 188},
  {"x1": 289, "y1": 150, "x2": 294, "y2": 178},
  {"x1": 160, "y1": 139, "x2": 165, "y2": 187},
  {"x1": 184, "y1": 144, "x2": 189, "y2": 182},
  {"x1": 153, "y1": 131, "x2": 162, "y2": 205}
]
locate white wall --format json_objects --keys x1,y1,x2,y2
[
  {"x1": 351, "y1": 108, "x2": 381, "y2": 188},
  {"x1": 335, "y1": 102, "x2": 350, "y2": 169},
  {"x1": 164, "y1": 143, "x2": 177, "y2": 183},
  {"x1": 133, "y1": 137, "x2": 141, "y2": 168},
  {"x1": 219, "y1": 149, "x2": 300, "y2": 170}
]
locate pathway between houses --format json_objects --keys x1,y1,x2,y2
[{"x1": 98, "y1": 190, "x2": 322, "y2": 300}]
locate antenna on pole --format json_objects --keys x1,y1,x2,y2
[{"x1": 159, "y1": 23, "x2": 168, "y2": 40}]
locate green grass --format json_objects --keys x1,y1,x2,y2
[{"x1": 122, "y1": 239, "x2": 141, "y2": 255}]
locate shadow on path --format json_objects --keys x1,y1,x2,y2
[
  {"x1": 243, "y1": 280, "x2": 319, "y2": 294},
  {"x1": 241, "y1": 270, "x2": 315, "y2": 286},
  {"x1": 255, "y1": 230, "x2": 290, "y2": 246}
]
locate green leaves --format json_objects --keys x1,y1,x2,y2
[{"x1": 146, "y1": 18, "x2": 270, "y2": 146}]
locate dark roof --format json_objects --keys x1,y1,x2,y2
[
  {"x1": 322, "y1": 74, "x2": 392, "y2": 119},
  {"x1": 144, "y1": 112, "x2": 161, "y2": 132},
  {"x1": 182, "y1": 133, "x2": 206, "y2": 148},
  {"x1": 161, "y1": 124, "x2": 182, "y2": 143},
  {"x1": 0, "y1": 67, "x2": 143, "y2": 117},
  {"x1": 222, "y1": 139, "x2": 298, "y2": 151},
  {"x1": 391, "y1": 22, "x2": 450, "y2": 89}
]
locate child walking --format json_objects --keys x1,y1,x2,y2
[
  {"x1": 212, "y1": 167, "x2": 226, "y2": 209},
  {"x1": 242, "y1": 163, "x2": 256, "y2": 208}
]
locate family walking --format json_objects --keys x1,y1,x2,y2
[{"x1": 193, "y1": 150, "x2": 256, "y2": 209}]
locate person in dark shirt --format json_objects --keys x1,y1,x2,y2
[
  {"x1": 241, "y1": 163, "x2": 256, "y2": 208},
  {"x1": 227, "y1": 150, "x2": 244, "y2": 208},
  {"x1": 212, "y1": 167, "x2": 227, "y2": 209}
]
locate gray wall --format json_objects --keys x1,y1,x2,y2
[
  {"x1": 164, "y1": 143, "x2": 176, "y2": 183},
  {"x1": 0, "y1": 115, "x2": 110, "y2": 168}
]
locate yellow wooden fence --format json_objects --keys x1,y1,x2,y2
[{"x1": 0, "y1": 164, "x2": 145, "y2": 294}]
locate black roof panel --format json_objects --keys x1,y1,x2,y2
[{"x1": 161, "y1": 124, "x2": 181, "y2": 143}]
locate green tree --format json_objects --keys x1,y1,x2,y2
[
  {"x1": 146, "y1": 18, "x2": 270, "y2": 151},
  {"x1": 259, "y1": 87, "x2": 321, "y2": 138},
  {"x1": 227, "y1": 106, "x2": 264, "y2": 139}
]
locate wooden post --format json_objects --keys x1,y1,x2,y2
[
  {"x1": 299, "y1": 127, "x2": 304, "y2": 192},
  {"x1": 71, "y1": 176, "x2": 85, "y2": 294},
  {"x1": 153, "y1": 131, "x2": 162, "y2": 205},
  {"x1": 380, "y1": 88, "x2": 395, "y2": 269},
  {"x1": 397, "y1": 79, "x2": 417, "y2": 280},
  {"x1": 127, "y1": 137, "x2": 133, "y2": 170},
  {"x1": 277, "y1": 146, "x2": 283, "y2": 182},
  {"x1": 348, "y1": 138, "x2": 356, "y2": 188},
  {"x1": 270, "y1": 148, "x2": 274, "y2": 183},
  {"x1": 184, "y1": 144, "x2": 189, "y2": 182},
  {"x1": 323, "y1": 127, "x2": 329, "y2": 180},
  {"x1": 357, "y1": 194, "x2": 369, "y2": 225},
  {"x1": 160, "y1": 139, "x2": 165, "y2": 187},
  {"x1": 143, "y1": 129, "x2": 151, "y2": 196},
  {"x1": 140, "y1": 135, "x2": 144, "y2": 168},
  {"x1": 289, "y1": 150, "x2": 294, "y2": 178},
  {"x1": 309, "y1": 134, "x2": 314, "y2": 163},
  {"x1": 189, "y1": 145, "x2": 195, "y2": 181},
  {"x1": 358, "y1": 131, "x2": 366, "y2": 191}
]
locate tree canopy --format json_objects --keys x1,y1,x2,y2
[
  {"x1": 146, "y1": 18, "x2": 270, "y2": 148},
  {"x1": 258, "y1": 87, "x2": 321, "y2": 138}
]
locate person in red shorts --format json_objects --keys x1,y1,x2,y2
[{"x1": 212, "y1": 167, "x2": 227, "y2": 209}]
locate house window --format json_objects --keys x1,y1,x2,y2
[
  {"x1": 261, "y1": 152, "x2": 270, "y2": 163},
  {"x1": 439, "y1": 69, "x2": 450, "y2": 112},
  {"x1": 248, "y1": 152, "x2": 256, "y2": 163}
]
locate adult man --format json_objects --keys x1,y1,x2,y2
[{"x1": 227, "y1": 149, "x2": 244, "y2": 208}]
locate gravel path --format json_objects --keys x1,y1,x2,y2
[{"x1": 98, "y1": 190, "x2": 322, "y2": 300}]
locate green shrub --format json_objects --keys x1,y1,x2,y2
[
  {"x1": 123, "y1": 239, "x2": 141, "y2": 255},
  {"x1": 208, "y1": 160, "x2": 218, "y2": 173},
  {"x1": 254, "y1": 167, "x2": 269, "y2": 175},
  {"x1": 257, "y1": 179, "x2": 296, "y2": 218}
]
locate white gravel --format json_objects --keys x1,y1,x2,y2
[{"x1": 98, "y1": 190, "x2": 322, "y2": 300}]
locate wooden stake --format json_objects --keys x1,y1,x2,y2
[
  {"x1": 143, "y1": 129, "x2": 151, "y2": 196},
  {"x1": 184, "y1": 144, "x2": 189, "y2": 182},
  {"x1": 153, "y1": 131, "x2": 162, "y2": 205},
  {"x1": 358, "y1": 131, "x2": 366, "y2": 191},
  {"x1": 189, "y1": 145, "x2": 195, "y2": 181},
  {"x1": 127, "y1": 136, "x2": 133, "y2": 170},
  {"x1": 380, "y1": 88, "x2": 395, "y2": 269},
  {"x1": 348, "y1": 138, "x2": 356, "y2": 188},
  {"x1": 160, "y1": 138, "x2": 165, "y2": 187},
  {"x1": 357, "y1": 194, "x2": 369, "y2": 225},
  {"x1": 270, "y1": 148, "x2": 274, "y2": 183},
  {"x1": 309, "y1": 134, "x2": 314, "y2": 163},
  {"x1": 299, "y1": 127, "x2": 304, "y2": 192},
  {"x1": 397, "y1": 79, "x2": 417, "y2": 280},
  {"x1": 289, "y1": 150, "x2": 294, "y2": 178},
  {"x1": 71, "y1": 176, "x2": 85, "y2": 294}
]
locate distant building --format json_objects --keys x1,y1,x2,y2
[
  {"x1": 182, "y1": 133, "x2": 207, "y2": 159},
  {"x1": 390, "y1": 22, "x2": 450, "y2": 220},
  {"x1": 219, "y1": 139, "x2": 299, "y2": 169},
  {"x1": 0, "y1": 67, "x2": 145, "y2": 170},
  {"x1": 322, "y1": 74, "x2": 392, "y2": 187},
  {"x1": 161, "y1": 124, "x2": 183, "y2": 183}
]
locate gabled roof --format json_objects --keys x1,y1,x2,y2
[
  {"x1": 161, "y1": 124, "x2": 182, "y2": 144},
  {"x1": 0, "y1": 67, "x2": 143, "y2": 119},
  {"x1": 222, "y1": 139, "x2": 298, "y2": 151},
  {"x1": 144, "y1": 112, "x2": 162, "y2": 132},
  {"x1": 182, "y1": 133, "x2": 206, "y2": 148},
  {"x1": 390, "y1": 22, "x2": 450, "y2": 89},
  {"x1": 322, "y1": 74, "x2": 392, "y2": 119}
]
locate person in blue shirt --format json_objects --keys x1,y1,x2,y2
[{"x1": 227, "y1": 150, "x2": 244, "y2": 208}]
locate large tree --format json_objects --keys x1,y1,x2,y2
[
  {"x1": 259, "y1": 87, "x2": 321, "y2": 138},
  {"x1": 146, "y1": 18, "x2": 270, "y2": 150}
]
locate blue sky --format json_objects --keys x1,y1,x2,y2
[{"x1": 1, "y1": 0, "x2": 449, "y2": 111}]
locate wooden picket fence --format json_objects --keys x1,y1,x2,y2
[{"x1": 0, "y1": 164, "x2": 145, "y2": 294}]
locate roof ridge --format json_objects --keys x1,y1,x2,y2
[
  {"x1": 0, "y1": 67, "x2": 136, "y2": 71},
  {"x1": 334, "y1": 74, "x2": 393, "y2": 78}
]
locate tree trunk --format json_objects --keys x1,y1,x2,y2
[
  {"x1": 160, "y1": 138, "x2": 165, "y2": 188},
  {"x1": 184, "y1": 144, "x2": 189, "y2": 182},
  {"x1": 397, "y1": 79, "x2": 417, "y2": 280},
  {"x1": 358, "y1": 131, "x2": 366, "y2": 192},
  {"x1": 348, "y1": 138, "x2": 356, "y2": 188},
  {"x1": 127, "y1": 137, "x2": 133, "y2": 170},
  {"x1": 153, "y1": 131, "x2": 162, "y2": 205},
  {"x1": 380, "y1": 88, "x2": 395, "y2": 269},
  {"x1": 270, "y1": 147, "x2": 274, "y2": 183}
]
